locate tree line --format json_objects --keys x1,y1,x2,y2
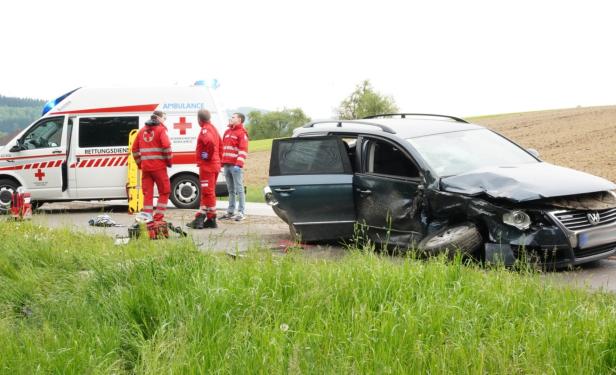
[{"x1": 0, "y1": 95, "x2": 46, "y2": 140}]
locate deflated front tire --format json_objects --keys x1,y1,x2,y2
[{"x1": 418, "y1": 223, "x2": 483, "y2": 258}]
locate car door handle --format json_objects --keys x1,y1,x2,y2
[
  {"x1": 274, "y1": 187, "x2": 295, "y2": 192},
  {"x1": 357, "y1": 188, "x2": 372, "y2": 195},
  {"x1": 52, "y1": 150, "x2": 62, "y2": 154}
]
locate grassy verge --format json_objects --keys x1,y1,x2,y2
[
  {"x1": 248, "y1": 138, "x2": 273, "y2": 152},
  {"x1": 218, "y1": 186, "x2": 263, "y2": 203},
  {"x1": 1, "y1": 222, "x2": 616, "y2": 373}
]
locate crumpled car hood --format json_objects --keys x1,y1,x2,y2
[{"x1": 440, "y1": 162, "x2": 616, "y2": 202}]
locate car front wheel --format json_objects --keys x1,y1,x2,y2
[{"x1": 418, "y1": 223, "x2": 483, "y2": 258}]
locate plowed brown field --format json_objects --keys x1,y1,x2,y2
[{"x1": 471, "y1": 105, "x2": 616, "y2": 182}]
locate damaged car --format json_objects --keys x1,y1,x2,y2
[{"x1": 265, "y1": 113, "x2": 616, "y2": 267}]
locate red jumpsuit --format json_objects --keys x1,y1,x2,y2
[
  {"x1": 195, "y1": 120, "x2": 222, "y2": 219},
  {"x1": 131, "y1": 120, "x2": 172, "y2": 221}
]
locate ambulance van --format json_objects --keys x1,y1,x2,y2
[{"x1": 0, "y1": 83, "x2": 229, "y2": 210}]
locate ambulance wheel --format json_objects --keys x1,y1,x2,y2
[
  {"x1": 0, "y1": 178, "x2": 19, "y2": 212},
  {"x1": 170, "y1": 174, "x2": 200, "y2": 209}
]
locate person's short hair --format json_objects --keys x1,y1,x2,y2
[
  {"x1": 234, "y1": 112, "x2": 245, "y2": 123},
  {"x1": 152, "y1": 110, "x2": 166, "y2": 120},
  {"x1": 198, "y1": 109, "x2": 211, "y2": 123}
]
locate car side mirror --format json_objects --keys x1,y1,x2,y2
[{"x1": 527, "y1": 148, "x2": 540, "y2": 158}]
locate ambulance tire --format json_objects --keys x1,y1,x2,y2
[
  {"x1": 170, "y1": 174, "x2": 200, "y2": 209},
  {"x1": 0, "y1": 178, "x2": 19, "y2": 212}
]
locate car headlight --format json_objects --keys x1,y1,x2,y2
[{"x1": 503, "y1": 210, "x2": 531, "y2": 230}]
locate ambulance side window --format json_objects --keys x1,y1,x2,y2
[
  {"x1": 78, "y1": 117, "x2": 139, "y2": 147},
  {"x1": 22, "y1": 117, "x2": 64, "y2": 150}
]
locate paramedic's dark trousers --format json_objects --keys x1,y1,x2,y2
[{"x1": 142, "y1": 169, "x2": 170, "y2": 221}]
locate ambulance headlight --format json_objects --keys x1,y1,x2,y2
[{"x1": 503, "y1": 210, "x2": 531, "y2": 230}]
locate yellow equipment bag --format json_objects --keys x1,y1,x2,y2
[{"x1": 127, "y1": 129, "x2": 144, "y2": 214}]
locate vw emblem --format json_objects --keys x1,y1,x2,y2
[{"x1": 587, "y1": 212, "x2": 601, "y2": 225}]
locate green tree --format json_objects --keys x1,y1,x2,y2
[
  {"x1": 247, "y1": 108, "x2": 311, "y2": 140},
  {"x1": 337, "y1": 80, "x2": 398, "y2": 119}
]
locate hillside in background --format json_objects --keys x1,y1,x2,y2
[{"x1": 0, "y1": 95, "x2": 45, "y2": 140}]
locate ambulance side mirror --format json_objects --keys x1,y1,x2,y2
[{"x1": 9, "y1": 139, "x2": 24, "y2": 152}]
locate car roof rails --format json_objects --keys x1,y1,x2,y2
[
  {"x1": 363, "y1": 113, "x2": 469, "y2": 123},
  {"x1": 302, "y1": 120, "x2": 396, "y2": 134}
]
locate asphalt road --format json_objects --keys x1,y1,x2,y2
[{"x1": 32, "y1": 200, "x2": 291, "y2": 254}]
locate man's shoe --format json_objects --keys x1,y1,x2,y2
[
  {"x1": 186, "y1": 213, "x2": 205, "y2": 229},
  {"x1": 233, "y1": 213, "x2": 245, "y2": 222},
  {"x1": 203, "y1": 217, "x2": 218, "y2": 229},
  {"x1": 219, "y1": 212, "x2": 234, "y2": 220}
]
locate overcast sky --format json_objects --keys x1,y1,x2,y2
[{"x1": 2, "y1": 0, "x2": 615, "y2": 119}]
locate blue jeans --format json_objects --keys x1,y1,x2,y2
[{"x1": 223, "y1": 164, "x2": 245, "y2": 215}]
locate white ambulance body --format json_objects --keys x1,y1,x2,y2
[{"x1": 0, "y1": 84, "x2": 229, "y2": 210}]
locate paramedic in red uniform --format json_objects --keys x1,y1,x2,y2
[
  {"x1": 221, "y1": 112, "x2": 248, "y2": 221},
  {"x1": 131, "y1": 110, "x2": 172, "y2": 222},
  {"x1": 187, "y1": 109, "x2": 222, "y2": 229}
]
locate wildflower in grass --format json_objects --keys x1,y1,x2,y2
[{"x1": 280, "y1": 323, "x2": 289, "y2": 332}]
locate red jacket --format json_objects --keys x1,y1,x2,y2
[
  {"x1": 131, "y1": 121, "x2": 172, "y2": 171},
  {"x1": 196, "y1": 121, "x2": 222, "y2": 172},
  {"x1": 221, "y1": 123, "x2": 248, "y2": 167}
]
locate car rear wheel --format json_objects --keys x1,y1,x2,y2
[
  {"x1": 418, "y1": 223, "x2": 482, "y2": 258},
  {"x1": 0, "y1": 178, "x2": 19, "y2": 213},
  {"x1": 170, "y1": 174, "x2": 200, "y2": 209}
]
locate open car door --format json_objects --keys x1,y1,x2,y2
[{"x1": 269, "y1": 136, "x2": 355, "y2": 242}]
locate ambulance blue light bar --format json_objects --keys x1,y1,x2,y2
[
  {"x1": 194, "y1": 79, "x2": 220, "y2": 89},
  {"x1": 42, "y1": 87, "x2": 81, "y2": 116}
]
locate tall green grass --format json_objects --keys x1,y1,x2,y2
[{"x1": 1, "y1": 222, "x2": 616, "y2": 373}]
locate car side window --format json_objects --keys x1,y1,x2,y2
[
  {"x1": 21, "y1": 117, "x2": 64, "y2": 150},
  {"x1": 364, "y1": 138, "x2": 420, "y2": 178},
  {"x1": 270, "y1": 137, "x2": 352, "y2": 176}
]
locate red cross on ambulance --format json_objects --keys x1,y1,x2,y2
[
  {"x1": 34, "y1": 169, "x2": 46, "y2": 181},
  {"x1": 174, "y1": 117, "x2": 192, "y2": 135}
]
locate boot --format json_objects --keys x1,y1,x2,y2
[
  {"x1": 186, "y1": 213, "x2": 206, "y2": 229},
  {"x1": 203, "y1": 216, "x2": 218, "y2": 229}
]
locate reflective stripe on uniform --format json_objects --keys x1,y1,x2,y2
[{"x1": 141, "y1": 155, "x2": 169, "y2": 160}]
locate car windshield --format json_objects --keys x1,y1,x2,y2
[{"x1": 407, "y1": 129, "x2": 538, "y2": 177}]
